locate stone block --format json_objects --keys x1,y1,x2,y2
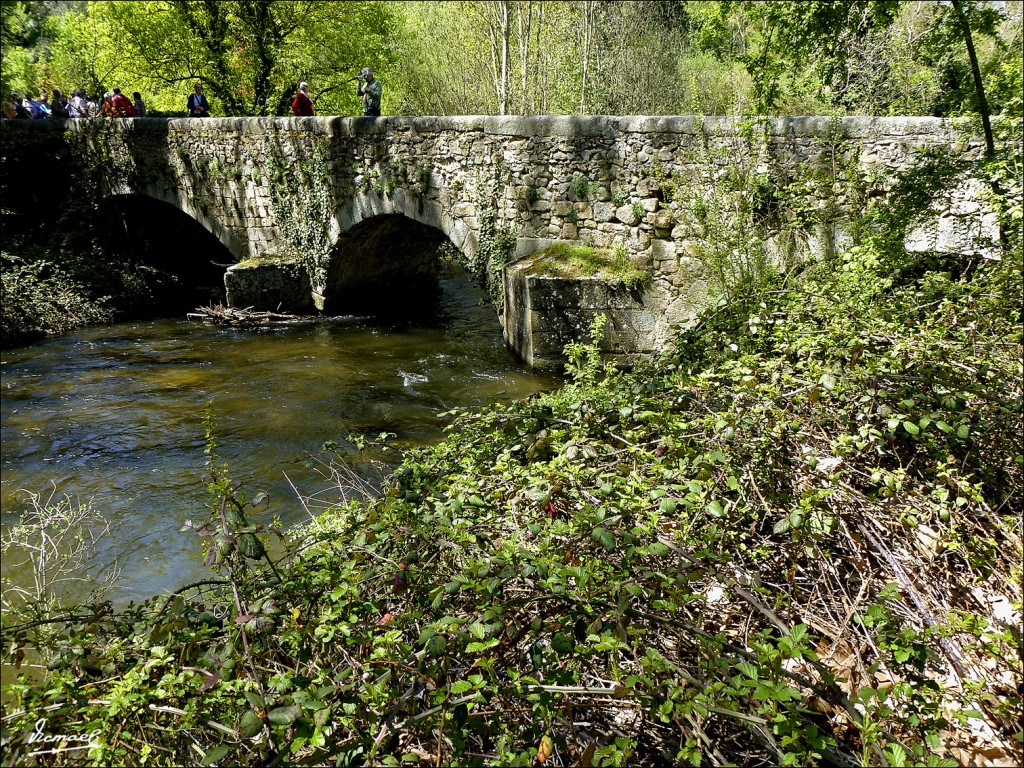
[
  {"x1": 615, "y1": 204, "x2": 640, "y2": 225},
  {"x1": 225, "y1": 261, "x2": 312, "y2": 311},
  {"x1": 593, "y1": 202, "x2": 615, "y2": 222},
  {"x1": 651, "y1": 209, "x2": 676, "y2": 230}
]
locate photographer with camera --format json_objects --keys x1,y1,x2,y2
[{"x1": 356, "y1": 68, "x2": 382, "y2": 117}]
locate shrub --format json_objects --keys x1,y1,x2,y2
[{"x1": 1, "y1": 252, "x2": 114, "y2": 347}]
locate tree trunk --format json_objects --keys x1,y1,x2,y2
[
  {"x1": 500, "y1": 0, "x2": 510, "y2": 115},
  {"x1": 950, "y1": 0, "x2": 995, "y2": 158},
  {"x1": 579, "y1": 1, "x2": 595, "y2": 114}
]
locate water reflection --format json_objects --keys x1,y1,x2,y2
[{"x1": 1, "y1": 276, "x2": 560, "y2": 603}]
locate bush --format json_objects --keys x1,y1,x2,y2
[{"x1": 1, "y1": 251, "x2": 114, "y2": 347}]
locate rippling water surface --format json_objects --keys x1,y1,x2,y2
[{"x1": 1, "y1": 275, "x2": 561, "y2": 603}]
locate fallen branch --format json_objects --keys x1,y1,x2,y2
[{"x1": 187, "y1": 304, "x2": 305, "y2": 327}]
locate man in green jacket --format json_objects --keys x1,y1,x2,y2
[{"x1": 357, "y1": 68, "x2": 382, "y2": 117}]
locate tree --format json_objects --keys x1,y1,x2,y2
[
  {"x1": 35, "y1": 0, "x2": 398, "y2": 117},
  {"x1": 731, "y1": 0, "x2": 1013, "y2": 126},
  {"x1": 945, "y1": 0, "x2": 998, "y2": 156},
  {"x1": 46, "y1": 3, "x2": 132, "y2": 100},
  {"x1": 1, "y1": 0, "x2": 54, "y2": 97}
]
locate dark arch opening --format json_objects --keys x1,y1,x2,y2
[
  {"x1": 100, "y1": 194, "x2": 231, "y2": 318},
  {"x1": 322, "y1": 214, "x2": 460, "y2": 320}
]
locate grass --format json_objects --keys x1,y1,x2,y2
[{"x1": 520, "y1": 242, "x2": 651, "y2": 289}]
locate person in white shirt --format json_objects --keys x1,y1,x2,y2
[{"x1": 69, "y1": 89, "x2": 88, "y2": 118}]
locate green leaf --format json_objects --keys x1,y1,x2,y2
[
  {"x1": 707, "y1": 500, "x2": 724, "y2": 517},
  {"x1": 936, "y1": 420, "x2": 953, "y2": 433},
  {"x1": 426, "y1": 634, "x2": 448, "y2": 657},
  {"x1": 450, "y1": 679, "x2": 473, "y2": 694},
  {"x1": 885, "y1": 743, "x2": 907, "y2": 767},
  {"x1": 202, "y1": 745, "x2": 232, "y2": 765},
  {"x1": 735, "y1": 661, "x2": 759, "y2": 679},
  {"x1": 267, "y1": 705, "x2": 302, "y2": 725},
  {"x1": 956, "y1": 424, "x2": 970, "y2": 438},
  {"x1": 902, "y1": 421, "x2": 919, "y2": 437},
  {"x1": 592, "y1": 526, "x2": 616, "y2": 550},
  {"x1": 239, "y1": 710, "x2": 264, "y2": 739},
  {"x1": 647, "y1": 542, "x2": 670, "y2": 557},
  {"x1": 790, "y1": 624, "x2": 807, "y2": 644}
]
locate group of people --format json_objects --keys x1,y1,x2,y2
[
  {"x1": 3, "y1": 70, "x2": 381, "y2": 121},
  {"x1": 3, "y1": 87, "x2": 146, "y2": 119},
  {"x1": 290, "y1": 68, "x2": 382, "y2": 117}
]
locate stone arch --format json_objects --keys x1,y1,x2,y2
[
  {"x1": 105, "y1": 175, "x2": 249, "y2": 263},
  {"x1": 321, "y1": 212, "x2": 462, "y2": 316},
  {"x1": 100, "y1": 191, "x2": 235, "y2": 312}
]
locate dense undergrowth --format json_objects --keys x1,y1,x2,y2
[
  {"x1": 2, "y1": 133, "x2": 1022, "y2": 766},
  {"x1": 2, "y1": 237, "x2": 1021, "y2": 766}
]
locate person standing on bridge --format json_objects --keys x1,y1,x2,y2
[
  {"x1": 356, "y1": 68, "x2": 382, "y2": 117},
  {"x1": 291, "y1": 81, "x2": 314, "y2": 116},
  {"x1": 2, "y1": 93, "x2": 18, "y2": 119},
  {"x1": 187, "y1": 83, "x2": 210, "y2": 117},
  {"x1": 111, "y1": 87, "x2": 135, "y2": 117},
  {"x1": 22, "y1": 92, "x2": 44, "y2": 119},
  {"x1": 49, "y1": 89, "x2": 70, "y2": 118},
  {"x1": 69, "y1": 89, "x2": 88, "y2": 118}
]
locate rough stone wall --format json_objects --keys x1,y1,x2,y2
[{"x1": 6, "y1": 115, "x2": 1006, "y2": 362}]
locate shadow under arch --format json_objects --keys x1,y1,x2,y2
[
  {"x1": 100, "y1": 192, "x2": 234, "y2": 316},
  {"x1": 322, "y1": 213, "x2": 469, "y2": 319}
]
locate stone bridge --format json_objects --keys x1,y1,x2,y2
[{"x1": 4, "y1": 115, "x2": 1002, "y2": 365}]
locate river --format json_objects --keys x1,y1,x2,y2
[{"x1": 0, "y1": 272, "x2": 561, "y2": 605}]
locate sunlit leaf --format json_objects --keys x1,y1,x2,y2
[{"x1": 537, "y1": 734, "x2": 554, "y2": 763}]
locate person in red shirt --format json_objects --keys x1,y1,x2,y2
[
  {"x1": 291, "y1": 82, "x2": 314, "y2": 116},
  {"x1": 111, "y1": 87, "x2": 135, "y2": 117}
]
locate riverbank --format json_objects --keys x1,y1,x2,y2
[
  {"x1": 0, "y1": 249, "x2": 118, "y2": 349},
  {"x1": 2, "y1": 217, "x2": 1020, "y2": 764}
]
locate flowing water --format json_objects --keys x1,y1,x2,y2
[{"x1": 0, "y1": 274, "x2": 561, "y2": 605}]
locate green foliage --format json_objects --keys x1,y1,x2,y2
[
  {"x1": 2, "y1": 0, "x2": 1021, "y2": 119},
  {"x1": 6, "y1": 181, "x2": 1020, "y2": 761},
  {"x1": 665, "y1": 122, "x2": 787, "y2": 301},
  {"x1": 263, "y1": 139, "x2": 332, "y2": 292},
  {"x1": 570, "y1": 174, "x2": 592, "y2": 202},
  {"x1": 0, "y1": 251, "x2": 115, "y2": 347},
  {"x1": 516, "y1": 185, "x2": 539, "y2": 213},
  {"x1": 563, "y1": 314, "x2": 614, "y2": 389},
  {"x1": 2, "y1": 4, "x2": 1023, "y2": 765},
  {"x1": 1, "y1": 489, "x2": 120, "y2": 636},
  {"x1": 7, "y1": 0, "x2": 397, "y2": 117},
  {"x1": 522, "y1": 241, "x2": 650, "y2": 290},
  {"x1": 472, "y1": 165, "x2": 517, "y2": 305}
]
